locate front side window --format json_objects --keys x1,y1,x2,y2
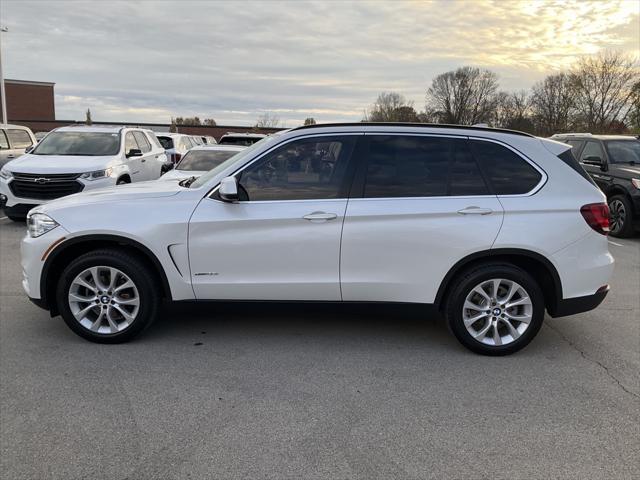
[
  {"x1": 32, "y1": 131, "x2": 121, "y2": 156},
  {"x1": 177, "y1": 149, "x2": 240, "y2": 171},
  {"x1": 237, "y1": 136, "x2": 356, "y2": 201},
  {"x1": 0, "y1": 130, "x2": 8, "y2": 150},
  {"x1": 470, "y1": 140, "x2": 542, "y2": 195},
  {"x1": 133, "y1": 131, "x2": 151, "y2": 153},
  {"x1": 7, "y1": 129, "x2": 33, "y2": 148},
  {"x1": 604, "y1": 140, "x2": 640, "y2": 164},
  {"x1": 580, "y1": 141, "x2": 605, "y2": 162},
  {"x1": 125, "y1": 132, "x2": 138, "y2": 153}
]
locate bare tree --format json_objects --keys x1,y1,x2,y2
[
  {"x1": 529, "y1": 73, "x2": 575, "y2": 136},
  {"x1": 493, "y1": 90, "x2": 533, "y2": 132},
  {"x1": 626, "y1": 80, "x2": 640, "y2": 133},
  {"x1": 169, "y1": 117, "x2": 177, "y2": 133},
  {"x1": 175, "y1": 117, "x2": 202, "y2": 126},
  {"x1": 364, "y1": 92, "x2": 419, "y2": 122},
  {"x1": 85, "y1": 108, "x2": 92, "y2": 126},
  {"x1": 203, "y1": 118, "x2": 217, "y2": 126},
  {"x1": 255, "y1": 112, "x2": 281, "y2": 128},
  {"x1": 570, "y1": 51, "x2": 639, "y2": 132},
  {"x1": 303, "y1": 117, "x2": 317, "y2": 125},
  {"x1": 425, "y1": 66, "x2": 500, "y2": 125}
]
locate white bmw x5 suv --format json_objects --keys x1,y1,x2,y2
[
  {"x1": 20, "y1": 123, "x2": 614, "y2": 355},
  {"x1": 0, "y1": 125, "x2": 168, "y2": 220}
]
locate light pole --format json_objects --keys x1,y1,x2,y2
[{"x1": 0, "y1": 26, "x2": 7, "y2": 124}]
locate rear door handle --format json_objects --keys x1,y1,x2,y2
[
  {"x1": 457, "y1": 206, "x2": 493, "y2": 215},
  {"x1": 303, "y1": 211, "x2": 337, "y2": 222}
]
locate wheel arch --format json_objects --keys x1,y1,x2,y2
[
  {"x1": 434, "y1": 248, "x2": 563, "y2": 315},
  {"x1": 41, "y1": 234, "x2": 172, "y2": 316}
]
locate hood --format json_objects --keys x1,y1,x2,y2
[
  {"x1": 615, "y1": 165, "x2": 640, "y2": 176},
  {"x1": 32, "y1": 181, "x2": 183, "y2": 214},
  {"x1": 4, "y1": 154, "x2": 118, "y2": 174},
  {"x1": 159, "y1": 169, "x2": 206, "y2": 181}
]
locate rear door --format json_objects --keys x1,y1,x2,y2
[{"x1": 340, "y1": 134, "x2": 504, "y2": 304}]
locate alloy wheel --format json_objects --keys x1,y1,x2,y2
[
  {"x1": 609, "y1": 199, "x2": 626, "y2": 235},
  {"x1": 462, "y1": 278, "x2": 533, "y2": 346},
  {"x1": 68, "y1": 266, "x2": 140, "y2": 334}
]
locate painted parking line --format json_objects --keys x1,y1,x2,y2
[
  {"x1": 608, "y1": 240, "x2": 624, "y2": 247},
  {"x1": 0, "y1": 216, "x2": 8, "y2": 221}
]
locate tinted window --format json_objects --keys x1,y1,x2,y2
[
  {"x1": 470, "y1": 140, "x2": 542, "y2": 195},
  {"x1": 133, "y1": 131, "x2": 151, "y2": 153},
  {"x1": 0, "y1": 130, "x2": 8, "y2": 150},
  {"x1": 238, "y1": 136, "x2": 355, "y2": 201},
  {"x1": 158, "y1": 136, "x2": 174, "y2": 149},
  {"x1": 565, "y1": 140, "x2": 584, "y2": 156},
  {"x1": 7, "y1": 129, "x2": 33, "y2": 148},
  {"x1": 557, "y1": 149, "x2": 597, "y2": 187},
  {"x1": 604, "y1": 140, "x2": 640, "y2": 164},
  {"x1": 580, "y1": 141, "x2": 605, "y2": 162},
  {"x1": 450, "y1": 142, "x2": 489, "y2": 196},
  {"x1": 33, "y1": 131, "x2": 121, "y2": 156},
  {"x1": 219, "y1": 136, "x2": 264, "y2": 146},
  {"x1": 177, "y1": 149, "x2": 240, "y2": 171},
  {"x1": 364, "y1": 136, "x2": 451, "y2": 198}
]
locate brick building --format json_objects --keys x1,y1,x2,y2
[{"x1": 1, "y1": 79, "x2": 56, "y2": 123}]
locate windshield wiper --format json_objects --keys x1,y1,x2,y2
[{"x1": 179, "y1": 176, "x2": 197, "y2": 188}]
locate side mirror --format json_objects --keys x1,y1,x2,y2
[
  {"x1": 219, "y1": 176, "x2": 238, "y2": 202},
  {"x1": 582, "y1": 155, "x2": 602, "y2": 166},
  {"x1": 126, "y1": 148, "x2": 142, "y2": 158},
  {"x1": 25, "y1": 145, "x2": 34, "y2": 154}
]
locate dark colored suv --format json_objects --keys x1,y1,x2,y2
[{"x1": 552, "y1": 134, "x2": 640, "y2": 237}]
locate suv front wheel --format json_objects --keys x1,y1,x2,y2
[
  {"x1": 445, "y1": 264, "x2": 545, "y2": 355},
  {"x1": 56, "y1": 249, "x2": 160, "y2": 343}
]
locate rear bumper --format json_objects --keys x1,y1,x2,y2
[{"x1": 548, "y1": 286, "x2": 609, "y2": 318}]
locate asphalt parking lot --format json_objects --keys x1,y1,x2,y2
[{"x1": 0, "y1": 217, "x2": 638, "y2": 480}]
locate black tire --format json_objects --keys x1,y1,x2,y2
[
  {"x1": 56, "y1": 249, "x2": 160, "y2": 343},
  {"x1": 608, "y1": 194, "x2": 635, "y2": 238},
  {"x1": 445, "y1": 263, "x2": 545, "y2": 356},
  {"x1": 6, "y1": 214, "x2": 25, "y2": 222},
  {"x1": 116, "y1": 177, "x2": 130, "y2": 185}
]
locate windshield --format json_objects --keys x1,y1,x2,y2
[
  {"x1": 190, "y1": 136, "x2": 277, "y2": 188},
  {"x1": 157, "y1": 136, "x2": 174, "y2": 149},
  {"x1": 32, "y1": 131, "x2": 121, "y2": 156},
  {"x1": 219, "y1": 136, "x2": 264, "y2": 146},
  {"x1": 177, "y1": 149, "x2": 241, "y2": 171},
  {"x1": 605, "y1": 140, "x2": 640, "y2": 164}
]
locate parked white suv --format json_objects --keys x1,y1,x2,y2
[
  {"x1": 0, "y1": 126, "x2": 168, "y2": 220},
  {"x1": 156, "y1": 133, "x2": 196, "y2": 165},
  {"x1": 20, "y1": 123, "x2": 614, "y2": 355}
]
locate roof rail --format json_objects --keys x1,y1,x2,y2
[
  {"x1": 551, "y1": 133, "x2": 593, "y2": 137},
  {"x1": 291, "y1": 122, "x2": 534, "y2": 137}
]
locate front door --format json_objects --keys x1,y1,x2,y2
[
  {"x1": 188, "y1": 134, "x2": 360, "y2": 301},
  {"x1": 579, "y1": 140, "x2": 610, "y2": 190},
  {"x1": 132, "y1": 131, "x2": 156, "y2": 180},
  {"x1": 124, "y1": 132, "x2": 144, "y2": 181}
]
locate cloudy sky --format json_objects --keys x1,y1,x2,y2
[{"x1": 1, "y1": 0, "x2": 638, "y2": 127}]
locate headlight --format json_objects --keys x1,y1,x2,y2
[
  {"x1": 27, "y1": 213, "x2": 59, "y2": 238},
  {"x1": 0, "y1": 168, "x2": 13, "y2": 180},
  {"x1": 632, "y1": 178, "x2": 640, "y2": 190},
  {"x1": 79, "y1": 167, "x2": 113, "y2": 180}
]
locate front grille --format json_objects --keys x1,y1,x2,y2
[{"x1": 9, "y1": 173, "x2": 84, "y2": 200}]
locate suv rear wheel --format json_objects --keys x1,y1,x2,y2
[
  {"x1": 56, "y1": 249, "x2": 160, "y2": 343},
  {"x1": 445, "y1": 264, "x2": 544, "y2": 355},
  {"x1": 608, "y1": 194, "x2": 634, "y2": 238}
]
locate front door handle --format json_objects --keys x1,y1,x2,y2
[
  {"x1": 457, "y1": 206, "x2": 493, "y2": 215},
  {"x1": 303, "y1": 211, "x2": 337, "y2": 222}
]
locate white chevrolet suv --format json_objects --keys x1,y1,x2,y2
[
  {"x1": 0, "y1": 125, "x2": 168, "y2": 220},
  {"x1": 20, "y1": 123, "x2": 614, "y2": 355}
]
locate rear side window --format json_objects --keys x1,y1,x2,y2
[
  {"x1": 470, "y1": 140, "x2": 542, "y2": 195},
  {"x1": 363, "y1": 136, "x2": 489, "y2": 198},
  {"x1": 7, "y1": 129, "x2": 33, "y2": 148},
  {"x1": 557, "y1": 148, "x2": 597, "y2": 187},
  {"x1": 133, "y1": 131, "x2": 151, "y2": 153},
  {"x1": 146, "y1": 132, "x2": 163, "y2": 149},
  {"x1": 364, "y1": 136, "x2": 451, "y2": 198},
  {"x1": 158, "y1": 136, "x2": 174, "y2": 149}
]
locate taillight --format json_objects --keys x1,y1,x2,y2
[{"x1": 580, "y1": 203, "x2": 610, "y2": 235}]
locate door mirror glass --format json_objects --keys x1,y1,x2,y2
[
  {"x1": 126, "y1": 148, "x2": 142, "y2": 158},
  {"x1": 219, "y1": 176, "x2": 238, "y2": 202}
]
